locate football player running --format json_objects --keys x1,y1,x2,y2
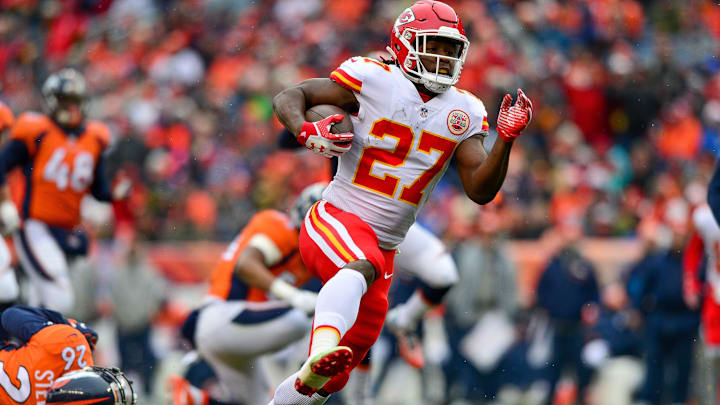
[
  {"x1": 0, "y1": 68, "x2": 130, "y2": 313},
  {"x1": 0, "y1": 305, "x2": 136, "y2": 405},
  {"x1": 169, "y1": 184, "x2": 325, "y2": 405},
  {"x1": 269, "y1": 1, "x2": 533, "y2": 404},
  {"x1": 278, "y1": 116, "x2": 458, "y2": 371},
  {"x1": 0, "y1": 101, "x2": 20, "y2": 313}
]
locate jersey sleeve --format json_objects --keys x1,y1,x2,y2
[
  {"x1": 247, "y1": 211, "x2": 298, "y2": 264},
  {"x1": 10, "y1": 112, "x2": 48, "y2": 156},
  {"x1": 330, "y1": 57, "x2": 392, "y2": 94},
  {"x1": 459, "y1": 90, "x2": 490, "y2": 138},
  {"x1": 1, "y1": 306, "x2": 68, "y2": 343}
]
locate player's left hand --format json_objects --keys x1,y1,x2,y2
[
  {"x1": 0, "y1": 200, "x2": 19, "y2": 236},
  {"x1": 497, "y1": 89, "x2": 533, "y2": 142}
]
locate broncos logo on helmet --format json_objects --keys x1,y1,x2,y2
[{"x1": 47, "y1": 366, "x2": 136, "y2": 405}]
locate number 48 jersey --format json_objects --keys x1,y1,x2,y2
[
  {"x1": 325, "y1": 57, "x2": 489, "y2": 248},
  {"x1": 10, "y1": 113, "x2": 109, "y2": 229}
]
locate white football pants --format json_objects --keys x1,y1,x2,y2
[
  {"x1": 13, "y1": 219, "x2": 73, "y2": 312},
  {"x1": 395, "y1": 223, "x2": 458, "y2": 288},
  {"x1": 195, "y1": 300, "x2": 312, "y2": 404}
]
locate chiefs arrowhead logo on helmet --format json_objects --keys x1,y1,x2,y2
[{"x1": 396, "y1": 9, "x2": 416, "y2": 26}]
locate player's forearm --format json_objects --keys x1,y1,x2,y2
[
  {"x1": 235, "y1": 254, "x2": 276, "y2": 292},
  {"x1": 465, "y1": 139, "x2": 513, "y2": 204},
  {"x1": 273, "y1": 87, "x2": 308, "y2": 136}
]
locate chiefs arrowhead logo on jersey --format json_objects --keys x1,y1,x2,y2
[
  {"x1": 447, "y1": 110, "x2": 470, "y2": 135},
  {"x1": 395, "y1": 8, "x2": 416, "y2": 27}
]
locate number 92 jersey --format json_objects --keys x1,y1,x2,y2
[
  {"x1": 325, "y1": 56, "x2": 489, "y2": 249},
  {"x1": 0, "y1": 324, "x2": 93, "y2": 404},
  {"x1": 11, "y1": 113, "x2": 110, "y2": 229}
]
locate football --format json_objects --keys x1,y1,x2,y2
[{"x1": 305, "y1": 104, "x2": 354, "y2": 135}]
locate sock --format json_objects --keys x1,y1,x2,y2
[
  {"x1": 270, "y1": 372, "x2": 331, "y2": 405},
  {"x1": 310, "y1": 269, "x2": 367, "y2": 357},
  {"x1": 310, "y1": 327, "x2": 341, "y2": 359}
]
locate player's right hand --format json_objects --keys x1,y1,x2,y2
[
  {"x1": 0, "y1": 200, "x2": 19, "y2": 236},
  {"x1": 296, "y1": 114, "x2": 354, "y2": 158},
  {"x1": 289, "y1": 290, "x2": 318, "y2": 316},
  {"x1": 270, "y1": 278, "x2": 318, "y2": 316}
]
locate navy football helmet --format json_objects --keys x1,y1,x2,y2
[
  {"x1": 47, "y1": 366, "x2": 136, "y2": 405},
  {"x1": 290, "y1": 182, "x2": 326, "y2": 229},
  {"x1": 41, "y1": 68, "x2": 88, "y2": 128}
]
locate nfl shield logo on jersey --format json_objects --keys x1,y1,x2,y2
[{"x1": 447, "y1": 110, "x2": 470, "y2": 135}]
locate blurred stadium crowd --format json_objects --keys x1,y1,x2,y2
[
  {"x1": 2, "y1": 0, "x2": 719, "y2": 241},
  {"x1": 2, "y1": 0, "x2": 720, "y2": 404}
]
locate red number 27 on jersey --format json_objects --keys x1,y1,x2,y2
[{"x1": 352, "y1": 118, "x2": 457, "y2": 206}]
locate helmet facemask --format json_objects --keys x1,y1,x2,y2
[
  {"x1": 390, "y1": 26, "x2": 469, "y2": 93},
  {"x1": 102, "y1": 367, "x2": 137, "y2": 405}
]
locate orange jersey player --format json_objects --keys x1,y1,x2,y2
[
  {"x1": 0, "y1": 305, "x2": 95, "y2": 404},
  {"x1": 0, "y1": 305, "x2": 137, "y2": 405},
  {"x1": 0, "y1": 69, "x2": 129, "y2": 314},
  {"x1": 206, "y1": 208, "x2": 313, "y2": 303},
  {"x1": 170, "y1": 184, "x2": 325, "y2": 405}
]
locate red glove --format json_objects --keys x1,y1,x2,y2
[
  {"x1": 296, "y1": 114, "x2": 354, "y2": 158},
  {"x1": 497, "y1": 89, "x2": 533, "y2": 142}
]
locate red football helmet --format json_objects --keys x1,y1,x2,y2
[{"x1": 387, "y1": 0, "x2": 469, "y2": 93}]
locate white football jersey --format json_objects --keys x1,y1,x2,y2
[
  {"x1": 693, "y1": 203, "x2": 720, "y2": 302},
  {"x1": 324, "y1": 57, "x2": 489, "y2": 248}
]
